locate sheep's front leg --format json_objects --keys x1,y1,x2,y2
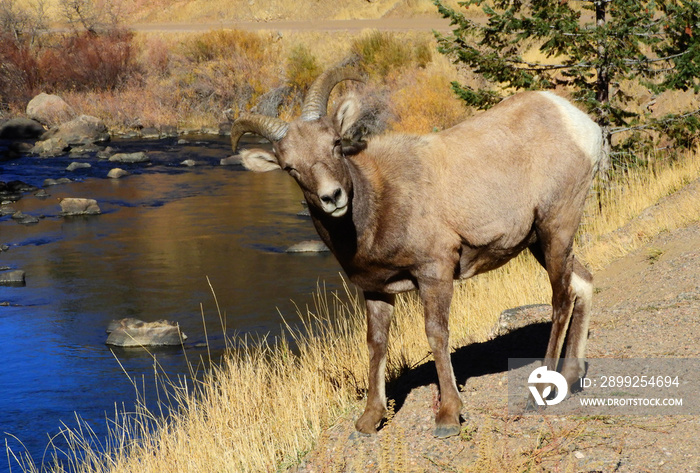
[
  {"x1": 419, "y1": 276, "x2": 462, "y2": 438},
  {"x1": 355, "y1": 292, "x2": 395, "y2": 434}
]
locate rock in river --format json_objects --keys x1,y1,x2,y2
[
  {"x1": 107, "y1": 168, "x2": 129, "y2": 179},
  {"x1": 0, "y1": 270, "x2": 25, "y2": 286},
  {"x1": 59, "y1": 198, "x2": 101, "y2": 216},
  {"x1": 66, "y1": 162, "x2": 91, "y2": 172},
  {"x1": 286, "y1": 240, "x2": 330, "y2": 253},
  {"x1": 43, "y1": 178, "x2": 72, "y2": 187},
  {"x1": 109, "y1": 152, "x2": 149, "y2": 163},
  {"x1": 106, "y1": 318, "x2": 188, "y2": 347},
  {"x1": 11, "y1": 211, "x2": 40, "y2": 225}
]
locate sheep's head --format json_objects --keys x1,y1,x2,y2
[{"x1": 230, "y1": 64, "x2": 366, "y2": 218}]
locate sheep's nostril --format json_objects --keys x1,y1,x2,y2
[{"x1": 321, "y1": 188, "x2": 342, "y2": 206}]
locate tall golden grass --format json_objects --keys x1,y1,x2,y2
[{"x1": 11, "y1": 150, "x2": 700, "y2": 472}]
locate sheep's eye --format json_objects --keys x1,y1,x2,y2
[
  {"x1": 284, "y1": 165, "x2": 299, "y2": 176},
  {"x1": 333, "y1": 139, "x2": 343, "y2": 157}
]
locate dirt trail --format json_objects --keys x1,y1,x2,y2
[
  {"x1": 292, "y1": 181, "x2": 700, "y2": 472},
  {"x1": 128, "y1": 17, "x2": 453, "y2": 34}
]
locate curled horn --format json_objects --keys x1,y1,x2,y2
[
  {"x1": 300, "y1": 57, "x2": 366, "y2": 122},
  {"x1": 230, "y1": 113, "x2": 289, "y2": 152}
]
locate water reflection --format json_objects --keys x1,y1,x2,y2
[{"x1": 0, "y1": 136, "x2": 346, "y2": 471}]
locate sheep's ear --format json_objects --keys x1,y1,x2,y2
[
  {"x1": 240, "y1": 148, "x2": 281, "y2": 172},
  {"x1": 333, "y1": 94, "x2": 363, "y2": 137},
  {"x1": 342, "y1": 140, "x2": 367, "y2": 156}
]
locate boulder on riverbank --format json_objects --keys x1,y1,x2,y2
[
  {"x1": 30, "y1": 136, "x2": 70, "y2": 158},
  {"x1": 42, "y1": 115, "x2": 109, "y2": 145},
  {"x1": 59, "y1": 198, "x2": 101, "y2": 216},
  {"x1": 26, "y1": 93, "x2": 76, "y2": 127},
  {"x1": 106, "y1": 318, "x2": 188, "y2": 347},
  {"x1": 0, "y1": 118, "x2": 45, "y2": 140},
  {"x1": 30, "y1": 115, "x2": 110, "y2": 157}
]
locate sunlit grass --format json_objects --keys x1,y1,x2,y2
[{"x1": 579, "y1": 153, "x2": 700, "y2": 270}]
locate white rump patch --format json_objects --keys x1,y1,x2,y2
[{"x1": 539, "y1": 91, "x2": 603, "y2": 169}]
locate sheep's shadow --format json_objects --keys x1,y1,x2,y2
[{"x1": 386, "y1": 321, "x2": 552, "y2": 415}]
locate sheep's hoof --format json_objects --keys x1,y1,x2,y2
[
  {"x1": 354, "y1": 409, "x2": 383, "y2": 435},
  {"x1": 433, "y1": 424, "x2": 460, "y2": 439}
]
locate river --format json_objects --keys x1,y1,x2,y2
[{"x1": 0, "y1": 135, "x2": 347, "y2": 472}]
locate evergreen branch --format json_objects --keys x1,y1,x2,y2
[{"x1": 611, "y1": 107, "x2": 700, "y2": 135}]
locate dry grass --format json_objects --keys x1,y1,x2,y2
[
  {"x1": 45, "y1": 29, "x2": 468, "y2": 134},
  {"x1": 4, "y1": 0, "x2": 475, "y2": 132},
  {"x1": 580, "y1": 154, "x2": 700, "y2": 270},
  {"x1": 34, "y1": 0, "x2": 457, "y2": 24},
  {"x1": 389, "y1": 55, "x2": 470, "y2": 133},
  {"x1": 11, "y1": 149, "x2": 700, "y2": 472}
]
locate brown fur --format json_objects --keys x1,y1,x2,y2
[{"x1": 239, "y1": 89, "x2": 602, "y2": 438}]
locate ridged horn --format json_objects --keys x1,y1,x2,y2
[
  {"x1": 230, "y1": 113, "x2": 289, "y2": 152},
  {"x1": 300, "y1": 60, "x2": 366, "y2": 122}
]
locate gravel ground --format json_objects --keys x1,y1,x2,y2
[{"x1": 292, "y1": 187, "x2": 700, "y2": 473}]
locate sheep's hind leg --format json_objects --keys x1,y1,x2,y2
[{"x1": 560, "y1": 257, "x2": 593, "y2": 387}]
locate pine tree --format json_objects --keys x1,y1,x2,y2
[{"x1": 434, "y1": 0, "x2": 700, "y2": 172}]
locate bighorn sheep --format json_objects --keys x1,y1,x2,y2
[{"x1": 231, "y1": 64, "x2": 602, "y2": 438}]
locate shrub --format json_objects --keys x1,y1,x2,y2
[
  {"x1": 351, "y1": 31, "x2": 433, "y2": 80},
  {"x1": 0, "y1": 33, "x2": 40, "y2": 104},
  {"x1": 351, "y1": 31, "x2": 413, "y2": 78},
  {"x1": 142, "y1": 36, "x2": 171, "y2": 77},
  {"x1": 287, "y1": 44, "x2": 320, "y2": 92},
  {"x1": 184, "y1": 29, "x2": 267, "y2": 63},
  {"x1": 38, "y1": 29, "x2": 139, "y2": 91},
  {"x1": 389, "y1": 62, "x2": 468, "y2": 134},
  {"x1": 175, "y1": 30, "x2": 284, "y2": 117}
]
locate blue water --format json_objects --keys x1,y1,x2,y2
[{"x1": 0, "y1": 135, "x2": 346, "y2": 472}]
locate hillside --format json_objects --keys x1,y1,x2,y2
[{"x1": 38, "y1": 0, "x2": 458, "y2": 26}]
